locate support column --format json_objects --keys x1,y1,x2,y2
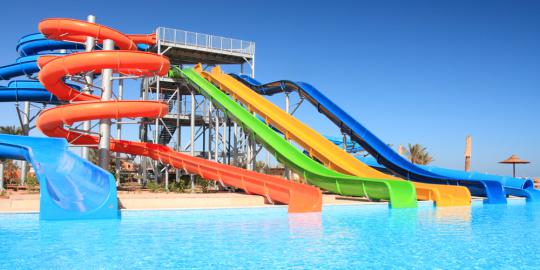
[
  {"x1": 207, "y1": 101, "x2": 213, "y2": 161},
  {"x1": 153, "y1": 39, "x2": 162, "y2": 183},
  {"x1": 342, "y1": 133, "x2": 347, "y2": 150},
  {"x1": 82, "y1": 14, "x2": 95, "y2": 161},
  {"x1": 227, "y1": 120, "x2": 231, "y2": 165},
  {"x1": 250, "y1": 132, "x2": 256, "y2": 170},
  {"x1": 98, "y1": 39, "x2": 114, "y2": 170},
  {"x1": 283, "y1": 93, "x2": 291, "y2": 179},
  {"x1": 175, "y1": 87, "x2": 181, "y2": 183},
  {"x1": 190, "y1": 90, "x2": 196, "y2": 192},
  {"x1": 214, "y1": 110, "x2": 219, "y2": 162},
  {"x1": 222, "y1": 117, "x2": 227, "y2": 163},
  {"x1": 140, "y1": 78, "x2": 148, "y2": 185},
  {"x1": 165, "y1": 165, "x2": 169, "y2": 192},
  {"x1": 20, "y1": 101, "x2": 30, "y2": 185},
  {"x1": 246, "y1": 132, "x2": 251, "y2": 170},
  {"x1": 115, "y1": 79, "x2": 123, "y2": 186},
  {"x1": 233, "y1": 122, "x2": 238, "y2": 166}
]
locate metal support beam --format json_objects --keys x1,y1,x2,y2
[
  {"x1": 152, "y1": 38, "x2": 162, "y2": 183},
  {"x1": 140, "y1": 78, "x2": 148, "y2": 185},
  {"x1": 207, "y1": 101, "x2": 213, "y2": 160},
  {"x1": 214, "y1": 109, "x2": 219, "y2": 162},
  {"x1": 82, "y1": 14, "x2": 95, "y2": 161},
  {"x1": 284, "y1": 93, "x2": 291, "y2": 179},
  {"x1": 165, "y1": 165, "x2": 169, "y2": 192},
  {"x1": 190, "y1": 90, "x2": 195, "y2": 192},
  {"x1": 175, "y1": 87, "x2": 181, "y2": 182},
  {"x1": 250, "y1": 132, "x2": 256, "y2": 170},
  {"x1": 115, "y1": 79, "x2": 123, "y2": 186},
  {"x1": 233, "y1": 122, "x2": 238, "y2": 166},
  {"x1": 98, "y1": 39, "x2": 114, "y2": 170},
  {"x1": 19, "y1": 101, "x2": 30, "y2": 185},
  {"x1": 222, "y1": 117, "x2": 227, "y2": 163}
]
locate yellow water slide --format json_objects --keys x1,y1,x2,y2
[{"x1": 196, "y1": 65, "x2": 471, "y2": 207}]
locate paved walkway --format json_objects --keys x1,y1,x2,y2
[{"x1": 0, "y1": 191, "x2": 381, "y2": 213}]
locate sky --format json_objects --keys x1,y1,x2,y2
[{"x1": 0, "y1": 0, "x2": 538, "y2": 177}]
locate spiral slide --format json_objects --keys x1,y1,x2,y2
[
  {"x1": 35, "y1": 18, "x2": 322, "y2": 214},
  {"x1": 0, "y1": 31, "x2": 122, "y2": 220},
  {"x1": 232, "y1": 75, "x2": 536, "y2": 203},
  {"x1": 193, "y1": 66, "x2": 472, "y2": 207}
]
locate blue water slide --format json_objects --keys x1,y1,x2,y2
[
  {"x1": 0, "y1": 33, "x2": 80, "y2": 103},
  {"x1": 353, "y1": 154, "x2": 540, "y2": 202},
  {"x1": 231, "y1": 74, "x2": 536, "y2": 203},
  {"x1": 0, "y1": 34, "x2": 119, "y2": 220},
  {"x1": 0, "y1": 80, "x2": 60, "y2": 103},
  {"x1": 16, "y1": 33, "x2": 85, "y2": 56},
  {"x1": 0, "y1": 135, "x2": 119, "y2": 220}
]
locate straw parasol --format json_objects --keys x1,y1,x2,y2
[{"x1": 499, "y1": 154, "x2": 530, "y2": 177}]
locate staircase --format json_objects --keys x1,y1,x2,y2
[{"x1": 158, "y1": 93, "x2": 177, "y2": 145}]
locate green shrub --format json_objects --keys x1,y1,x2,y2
[
  {"x1": 25, "y1": 175, "x2": 39, "y2": 193},
  {"x1": 146, "y1": 180, "x2": 164, "y2": 193},
  {"x1": 169, "y1": 180, "x2": 186, "y2": 193},
  {"x1": 196, "y1": 177, "x2": 210, "y2": 193}
]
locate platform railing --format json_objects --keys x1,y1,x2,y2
[{"x1": 156, "y1": 27, "x2": 255, "y2": 57}]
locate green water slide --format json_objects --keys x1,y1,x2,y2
[{"x1": 174, "y1": 68, "x2": 417, "y2": 208}]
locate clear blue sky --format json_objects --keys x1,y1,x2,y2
[{"x1": 0, "y1": 0, "x2": 538, "y2": 177}]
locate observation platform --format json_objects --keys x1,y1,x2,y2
[{"x1": 152, "y1": 27, "x2": 255, "y2": 65}]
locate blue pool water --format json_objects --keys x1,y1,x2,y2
[{"x1": 1, "y1": 200, "x2": 540, "y2": 269}]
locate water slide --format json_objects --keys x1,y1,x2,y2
[
  {"x1": 196, "y1": 66, "x2": 473, "y2": 207},
  {"x1": 0, "y1": 135, "x2": 119, "y2": 219},
  {"x1": 35, "y1": 18, "x2": 322, "y2": 214},
  {"x1": 231, "y1": 75, "x2": 535, "y2": 203},
  {"x1": 328, "y1": 137, "x2": 539, "y2": 201},
  {"x1": 0, "y1": 32, "x2": 121, "y2": 219},
  {"x1": 0, "y1": 33, "x2": 85, "y2": 103},
  {"x1": 170, "y1": 67, "x2": 418, "y2": 208}
]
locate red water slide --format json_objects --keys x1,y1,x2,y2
[{"x1": 36, "y1": 18, "x2": 322, "y2": 213}]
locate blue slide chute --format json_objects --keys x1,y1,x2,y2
[
  {"x1": 0, "y1": 33, "x2": 119, "y2": 219},
  {"x1": 0, "y1": 135, "x2": 119, "y2": 220},
  {"x1": 232, "y1": 74, "x2": 536, "y2": 203}
]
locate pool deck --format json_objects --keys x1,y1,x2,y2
[{"x1": 0, "y1": 191, "x2": 381, "y2": 213}]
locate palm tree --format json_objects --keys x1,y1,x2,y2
[{"x1": 405, "y1": 143, "x2": 434, "y2": 165}]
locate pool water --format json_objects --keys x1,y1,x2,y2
[{"x1": 1, "y1": 200, "x2": 539, "y2": 269}]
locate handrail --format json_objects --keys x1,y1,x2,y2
[{"x1": 156, "y1": 27, "x2": 255, "y2": 57}]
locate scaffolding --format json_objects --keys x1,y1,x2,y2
[{"x1": 140, "y1": 27, "x2": 256, "y2": 190}]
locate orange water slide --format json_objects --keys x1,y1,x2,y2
[{"x1": 35, "y1": 18, "x2": 322, "y2": 213}]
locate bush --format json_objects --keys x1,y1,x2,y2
[
  {"x1": 196, "y1": 176, "x2": 210, "y2": 193},
  {"x1": 25, "y1": 175, "x2": 39, "y2": 193},
  {"x1": 169, "y1": 180, "x2": 186, "y2": 193},
  {"x1": 145, "y1": 180, "x2": 164, "y2": 193}
]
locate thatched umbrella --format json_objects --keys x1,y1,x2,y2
[{"x1": 499, "y1": 154, "x2": 530, "y2": 177}]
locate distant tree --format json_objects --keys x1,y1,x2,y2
[
  {"x1": 0, "y1": 125, "x2": 23, "y2": 135},
  {"x1": 405, "y1": 143, "x2": 434, "y2": 165},
  {"x1": 0, "y1": 126, "x2": 24, "y2": 188}
]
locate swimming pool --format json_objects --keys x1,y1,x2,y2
[{"x1": 1, "y1": 200, "x2": 539, "y2": 269}]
